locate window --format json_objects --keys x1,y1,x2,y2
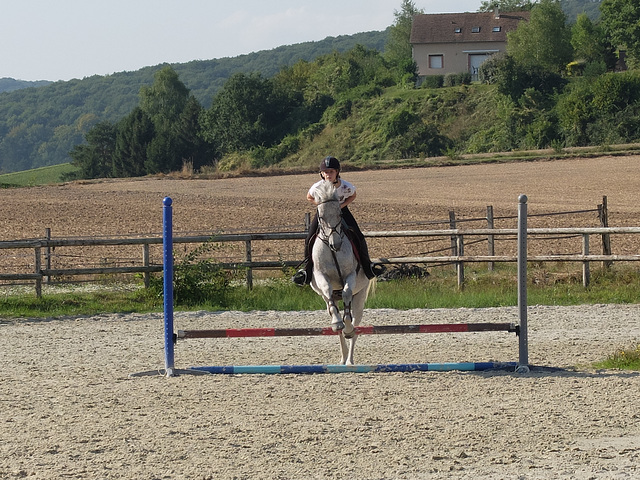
[
  {"x1": 429, "y1": 54, "x2": 443, "y2": 69},
  {"x1": 471, "y1": 26, "x2": 480, "y2": 33},
  {"x1": 454, "y1": 27, "x2": 461, "y2": 33},
  {"x1": 492, "y1": 26, "x2": 501, "y2": 32}
]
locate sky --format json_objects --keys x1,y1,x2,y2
[{"x1": 2, "y1": 0, "x2": 483, "y2": 82}]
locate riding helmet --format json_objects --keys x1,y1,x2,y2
[{"x1": 320, "y1": 156, "x2": 340, "y2": 172}]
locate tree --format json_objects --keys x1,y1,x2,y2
[
  {"x1": 571, "y1": 13, "x2": 617, "y2": 72},
  {"x1": 489, "y1": 54, "x2": 567, "y2": 100},
  {"x1": 600, "y1": 0, "x2": 640, "y2": 67},
  {"x1": 137, "y1": 66, "x2": 206, "y2": 173},
  {"x1": 113, "y1": 107, "x2": 154, "y2": 177},
  {"x1": 385, "y1": 0, "x2": 423, "y2": 80},
  {"x1": 174, "y1": 96, "x2": 215, "y2": 171},
  {"x1": 478, "y1": 0, "x2": 533, "y2": 12},
  {"x1": 507, "y1": 0, "x2": 573, "y2": 73},
  {"x1": 139, "y1": 66, "x2": 190, "y2": 130},
  {"x1": 68, "y1": 121, "x2": 116, "y2": 179},
  {"x1": 202, "y1": 72, "x2": 300, "y2": 154}
]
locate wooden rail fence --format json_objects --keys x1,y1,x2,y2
[{"x1": 2, "y1": 226, "x2": 640, "y2": 297}]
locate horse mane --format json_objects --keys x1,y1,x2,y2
[{"x1": 314, "y1": 180, "x2": 338, "y2": 203}]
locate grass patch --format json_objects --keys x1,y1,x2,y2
[
  {"x1": 0, "y1": 163, "x2": 78, "y2": 187},
  {"x1": 593, "y1": 344, "x2": 640, "y2": 370},
  {"x1": 3, "y1": 264, "x2": 640, "y2": 319}
]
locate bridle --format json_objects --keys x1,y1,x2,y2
[
  {"x1": 316, "y1": 197, "x2": 346, "y2": 284},
  {"x1": 316, "y1": 198, "x2": 343, "y2": 252}
]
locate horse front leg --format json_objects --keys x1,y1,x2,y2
[
  {"x1": 341, "y1": 272, "x2": 356, "y2": 337},
  {"x1": 311, "y1": 273, "x2": 344, "y2": 331},
  {"x1": 338, "y1": 331, "x2": 357, "y2": 365},
  {"x1": 326, "y1": 297, "x2": 344, "y2": 332}
]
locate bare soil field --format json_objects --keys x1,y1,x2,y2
[
  {"x1": 2, "y1": 154, "x2": 640, "y2": 272},
  {"x1": 2, "y1": 156, "x2": 640, "y2": 479}
]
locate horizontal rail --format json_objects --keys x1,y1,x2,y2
[
  {"x1": 187, "y1": 362, "x2": 519, "y2": 374},
  {"x1": 4, "y1": 227, "x2": 640, "y2": 250},
  {"x1": 377, "y1": 254, "x2": 640, "y2": 264},
  {"x1": 177, "y1": 322, "x2": 518, "y2": 339}
]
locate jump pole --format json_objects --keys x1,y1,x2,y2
[
  {"x1": 155, "y1": 195, "x2": 530, "y2": 376},
  {"x1": 189, "y1": 362, "x2": 518, "y2": 375}
]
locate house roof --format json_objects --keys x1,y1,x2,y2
[{"x1": 410, "y1": 11, "x2": 530, "y2": 44}]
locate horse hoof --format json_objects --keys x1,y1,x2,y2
[
  {"x1": 332, "y1": 321, "x2": 345, "y2": 332},
  {"x1": 343, "y1": 330, "x2": 355, "y2": 339}
]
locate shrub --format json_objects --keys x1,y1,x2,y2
[
  {"x1": 421, "y1": 75, "x2": 444, "y2": 89},
  {"x1": 149, "y1": 238, "x2": 233, "y2": 306},
  {"x1": 443, "y1": 73, "x2": 459, "y2": 87}
]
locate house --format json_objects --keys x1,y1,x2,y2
[{"x1": 410, "y1": 9, "x2": 530, "y2": 81}]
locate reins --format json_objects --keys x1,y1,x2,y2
[{"x1": 316, "y1": 196, "x2": 345, "y2": 288}]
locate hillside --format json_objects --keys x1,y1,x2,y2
[
  {"x1": 0, "y1": 30, "x2": 387, "y2": 174},
  {"x1": 0, "y1": 77, "x2": 52, "y2": 93}
]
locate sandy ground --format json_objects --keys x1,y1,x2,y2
[
  {"x1": 3, "y1": 156, "x2": 640, "y2": 479},
  {"x1": 2, "y1": 304, "x2": 640, "y2": 479}
]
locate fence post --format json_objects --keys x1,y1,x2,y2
[
  {"x1": 34, "y1": 246, "x2": 42, "y2": 298},
  {"x1": 245, "y1": 240, "x2": 253, "y2": 290},
  {"x1": 449, "y1": 210, "x2": 457, "y2": 272},
  {"x1": 599, "y1": 195, "x2": 612, "y2": 269},
  {"x1": 44, "y1": 228, "x2": 51, "y2": 284},
  {"x1": 486, "y1": 205, "x2": 495, "y2": 272},
  {"x1": 456, "y1": 235, "x2": 464, "y2": 289},
  {"x1": 142, "y1": 243, "x2": 150, "y2": 288},
  {"x1": 517, "y1": 194, "x2": 529, "y2": 370},
  {"x1": 582, "y1": 234, "x2": 590, "y2": 288}
]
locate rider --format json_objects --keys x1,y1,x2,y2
[{"x1": 292, "y1": 156, "x2": 385, "y2": 285}]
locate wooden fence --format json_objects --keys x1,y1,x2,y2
[
  {"x1": 2, "y1": 228, "x2": 640, "y2": 297},
  {"x1": 2, "y1": 197, "x2": 638, "y2": 296}
]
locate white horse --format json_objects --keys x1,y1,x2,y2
[{"x1": 309, "y1": 180, "x2": 372, "y2": 365}]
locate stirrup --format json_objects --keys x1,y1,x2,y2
[
  {"x1": 292, "y1": 270, "x2": 307, "y2": 286},
  {"x1": 372, "y1": 264, "x2": 386, "y2": 276}
]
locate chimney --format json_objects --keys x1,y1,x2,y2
[{"x1": 494, "y1": 7, "x2": 500, "y2": 19}]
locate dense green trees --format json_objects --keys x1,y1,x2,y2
[
  {"x1": 600, "y1": 0, "x2": 640, "y2": 68},
  {"x1": 507, "y1": 0, "x2": 573, "y2": 73},
  {"x1": 571, "y1": 13, "x2": 617, "y2": 74},
  {"x1": 479, "y1": 1, "x2": 534, "y2": 12},
  {"x1": 385, "y1": 0, "x2": 422, "y2": 86},
  {"x1": 69, "y1": 67, "x2": 215, "y2": 179}
]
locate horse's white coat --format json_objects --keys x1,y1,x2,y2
[{"x1": 309, "y1": 181, "x2": 371, "y2": 365}]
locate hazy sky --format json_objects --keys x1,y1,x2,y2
[{"x1": 2, "y1": 0, "x2": 483, "y2": 82}]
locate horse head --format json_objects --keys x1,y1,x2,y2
[{"x1": 314, "y1": 181, "x2": 343, "y2": 252}]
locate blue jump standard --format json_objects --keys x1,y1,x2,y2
[{"x1": 188, "y1": 362, "x2": 518, "y2": 375}]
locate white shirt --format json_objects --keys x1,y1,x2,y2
[{"x1": 309, "y1": 179, "x2": 356, "y2": 204}]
